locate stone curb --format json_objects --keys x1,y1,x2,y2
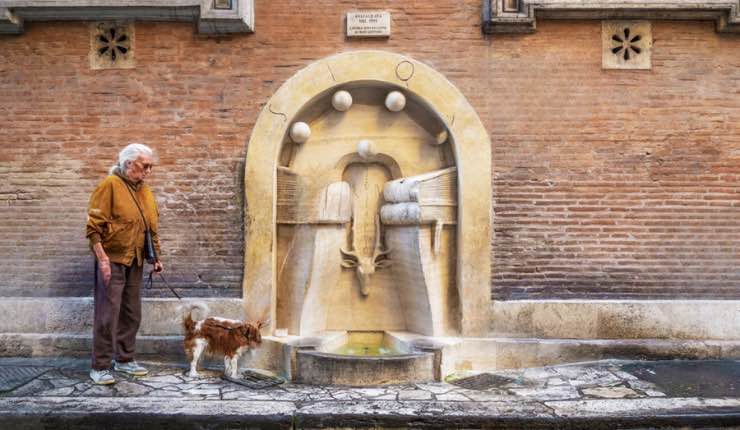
[
  {"x1": 0, "y1": 398, "x2": 295, "y2": 430},
  {"x1": 1, "y1": 397, "x2": 739, "y2": 429},
  {"x1": 294, "y1": 399, "x2": 740, "y2": 429}
]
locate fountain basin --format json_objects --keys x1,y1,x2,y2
[
  {"x1": 294, "y1": 331, "x2": 436, "y2": 385},
  {"x1": 321, "y1": 331, "x2": 410, "y2": 356}
]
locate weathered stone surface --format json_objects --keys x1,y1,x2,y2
[
  {"x1": 397, "y1": 389, "x2": 433, "y2": 401},
  {"x1": 244, "y1": 50, "x2": 493, "y2": 338},
  {"x1": 553, "y1": 365, "x2": 624, "y2": 387},
  {"x1": 484, "y1": 0, "x2": 740, "y2": 34},
  {"x1": 490, "y1": 300, "x2": 740, "y2": 341},
  {"x1": 546, "y1": 397, "x2": 740, "y2": 417},
  {"x1": 443, "y1": 336, "x2": 740, "y2": 373},
  {"x1": 508, "y1": 385, "x2": 580, "y2": 401},
  {"x1": 36, "y1": 386, "x2": 76, "y2": 396},
  {"x1": 1, "y1": 1, "x2": 254, "y2": 35},
  {"x1": 111, "y1": 380, "x2": 152, "y2": 397},
  {"x1": 0, "y1": 298, "x2": 244, "y2": 336},
  {"x1": 294, "y1": 400, "x2": 554, "y2": 428},
  {"x1": 601, "y1": 21, "x2": 652, "y2": 70},
  {"x1": 435, "y1": 391, "x2": 471, "y2": 401},
  {"x1": 0, "y1": 7, "x2": 22, "y2": 34},
  {"x1": 459, "y1": 389, "x2": 516, "y2": 402},
  {"x1": 296, "y1": 349, "x2": 435, "y2": 385},
  {"x1": 140, "y1": 374, "x2": 183, "y2": 385},
  {"x1": 0, "y1": 397, "x2": 295, "y2": 429},
  {"x1": 5, "y1": 377, "x2": 51, "y2": 397},
  {"x1": 0, "y1": 358, "x2": 737, "y2": 429},
  {"x1": 582, "y1": 386, "x2": 640, "y2": 399}
]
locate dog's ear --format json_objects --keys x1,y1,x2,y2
[
  {"x1": 257, "y1": 318, "x2": 270, "y2": 330},
  {"x1": 239, "y1": 323, "x2": 262, "y2": 345}
]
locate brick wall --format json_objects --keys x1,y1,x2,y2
[
  {"x1": 0, "y1": 1, "x2": 738, "y2": 299},
  {"x1": 490, "y1": 21, "x2": 740, "y2": 299}
]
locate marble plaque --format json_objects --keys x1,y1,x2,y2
[{"x1": 346, "y1": 11, "x2": 390, "y2": 37}]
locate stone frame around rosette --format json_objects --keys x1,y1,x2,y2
[{"x1": 243, "y1": 50, "x2": 492, "y2": 337}]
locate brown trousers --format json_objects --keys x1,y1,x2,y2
[{"x1": 92, "y1": 261, "x2": 143, "y2": 370}]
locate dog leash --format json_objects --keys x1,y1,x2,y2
[{"x1": 145, "y1": 270, "x2": 182, "y2": 300}]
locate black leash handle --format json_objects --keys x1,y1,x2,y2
[{"x1": 146, "y1": 270, "x2": 181, "y2": 300}]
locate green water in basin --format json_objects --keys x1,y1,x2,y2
[
  {"x1": 332, "y1": 344, "x2": 402, "y2": 356},
  {"x1": 325, "y1": 332, "x2": 409, "y2": 356}
]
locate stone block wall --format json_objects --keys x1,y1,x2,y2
[{"x1": 0, "y1": 0, "x2": 738, "y2": 300}]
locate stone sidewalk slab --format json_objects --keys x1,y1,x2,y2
[
  {"x1": 1, "y1": 397, "x2": 738, "y2": 429},
  {"x1": 0, "y1": 358, "x2": 738, "y2": 429}
]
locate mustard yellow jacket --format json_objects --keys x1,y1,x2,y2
[{"x1": 86, "y1": 171, "x2": 161, "y2": 266}]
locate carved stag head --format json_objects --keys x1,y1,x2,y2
[{"x1": 340, "y1": 217, "x2": 392, "y2": 296}]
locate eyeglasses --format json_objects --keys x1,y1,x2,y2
[{"x1": 135, "y1": 161, "x2": 154, "y2": 171}]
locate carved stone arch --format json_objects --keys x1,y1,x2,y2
[
  {"x1": 244, "y1": 50, "x2": 492, "y2": 337},
  {"x1": 335, "y1": 153, "x2": 403, "y2": 180}
]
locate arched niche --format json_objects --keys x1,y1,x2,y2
[{"x1": 244, "y1": 51, "x2": 491, "y2": 337}]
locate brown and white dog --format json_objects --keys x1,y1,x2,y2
[{"x1": 182, "y1": 303, "x2": 266, "y2": 378}]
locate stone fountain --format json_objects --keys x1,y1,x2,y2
[{"x1": 242, "y1": 51, "x2": 492, "y2": 385}]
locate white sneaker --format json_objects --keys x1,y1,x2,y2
[
  {"x1": 90, "y1": 369, "x2": 115, "y2": 385},
  {"x1": 113, "y1": 360, "x2": 148, "y2": 376}
]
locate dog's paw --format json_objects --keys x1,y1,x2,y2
[{"x1": 185, "y1": 371, "x2": 201, "y2": 379}]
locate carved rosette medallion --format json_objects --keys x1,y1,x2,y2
[
  {"x1": 602, "y1": 21, "x2": 652, "y2": 70},
  {"x1": 89, "y1": 22, "x2": 135, "y2": 70}
]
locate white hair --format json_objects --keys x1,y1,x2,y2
[{"x1": 109, "y1": 143, "x2": 154, "y2": 175}]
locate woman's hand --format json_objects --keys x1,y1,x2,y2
[
  {"x1": 99, "y1": 259, "x2": 112, "y2": 286},
  {"x1": 153, "y1": 259, "x2": 164, "y2": 273},
  {"x1": 93, "y1": 243, "x2": 112, "y2": 286}
]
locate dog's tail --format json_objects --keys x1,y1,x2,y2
[{"x1": 181, "y1": 302, "x2": 209, "y2": 332}]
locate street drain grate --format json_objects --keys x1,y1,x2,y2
[
  {"x1": 448, "y1": 373, "x2": 515, "y2": 390},
  {"x1": 223, "y1": 370, "x2": 284, "y2": 389},
  {"x1": 0, "y1": 366, "x2": 51, "y2": 393}
]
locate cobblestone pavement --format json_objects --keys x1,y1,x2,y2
[{"x1": 0, "y1": 357, "x2": 738, "y2": 429}]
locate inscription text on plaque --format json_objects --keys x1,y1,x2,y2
[{"x1": 346, "y1": 11, "x2": 391, "y2": 37}]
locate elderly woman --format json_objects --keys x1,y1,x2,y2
[{"x1": 85, "y1": 143, "x2": 164, "y2": 385}]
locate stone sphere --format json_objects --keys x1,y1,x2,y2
[
  {"x1": 331, "y1": 90, "x2": 353, "y2": 112},
  {"x1": 289, "y1": 122, "x2": 311, "y2": 143},
  {"x1": 385, "y1": 91, "x2": 406, "y2": 112},
  {"x1": 357, "y1": 139, "x2": 375, "y2": 160}
]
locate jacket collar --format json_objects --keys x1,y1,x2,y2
[{"x1": 113, "y1": 167, "x2": 142, "y2": 191}]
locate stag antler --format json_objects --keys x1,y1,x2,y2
[{"x1": 340, "y1": 247, "x2": 359, "y2": 268}]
